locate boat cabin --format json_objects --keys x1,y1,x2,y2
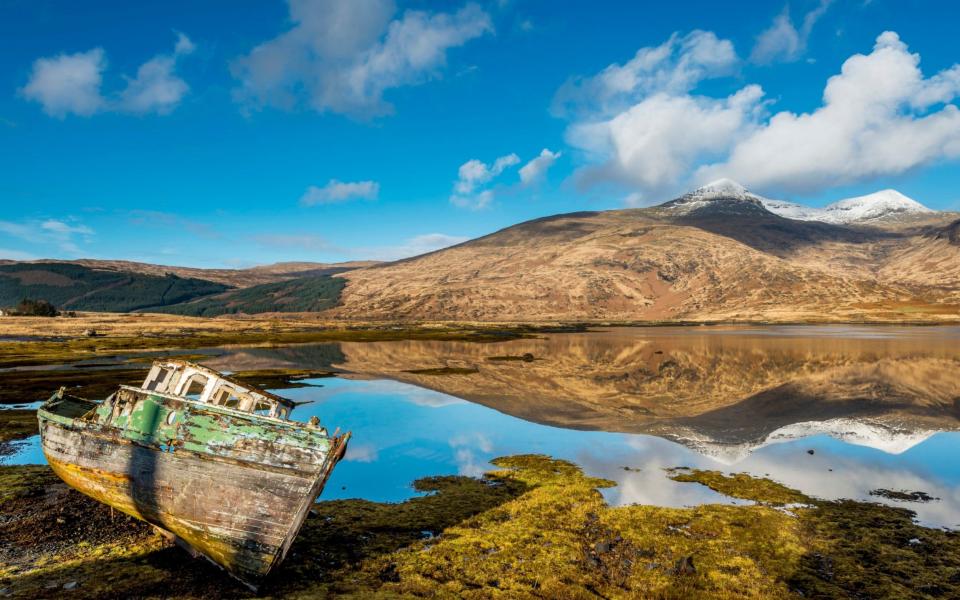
[{"x1": 141, "y1": 360, "x2": 294, "y2": 419}]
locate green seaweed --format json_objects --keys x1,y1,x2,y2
[
  {"x1": 3, "y1": 457, "x2": 959, "y2": 599},
  {"x1": 669, "y1": 468, "x2": 810, "y2": 505}
]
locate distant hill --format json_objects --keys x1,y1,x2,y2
[
  {"x1": 0, "y1": 259, "x2": 370, "y2": 315},
  {"x1": 333, "y1": 181, "x2": 960, "y2": 322},
  {"x1": 0, "y1": 259, "x2": 377, "y2": 288},
  {"x1": 4, "y1": 183, "x2": 959, "y2": 322},
  {"x1": 0, "y1": 262, "x2": 230, "y2": 312},
  {"x1": 151, "y1": 275, "x2": 345, "y2": 317}
]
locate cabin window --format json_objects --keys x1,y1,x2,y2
[
  {"x1": 277, "y1": 407, "x2": 288, "y2": 419},
  {"x1": 253, "y1": 402, "x2": 272, "y2": 416},
  {"x1": 166, "y1": 411, "x2": 177, "y2": 426},
  {"x1": 182, "y1": 375, "x2": 209, "y2": 400},
  {"x1": 223, "y1": 393, "x2": 244, "y2": 409},
  {"x1": 145, "y1": 368, "x2": 171, "y2": 391}
]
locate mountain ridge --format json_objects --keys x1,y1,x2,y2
[{"x1": 333, "y1": 182, "x2": 960, "y2": 321}]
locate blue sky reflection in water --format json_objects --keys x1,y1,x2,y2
[
  {"x1": 7, "y1": 326, "x2": 960, "y2": 529},
  {"x1": 10, "y1": 378, "x2": 960, "y2": 527},
  {"x1": 276, "y1": 377, "x2": 960, "y2": 529}
]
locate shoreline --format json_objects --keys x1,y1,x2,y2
[{"x1": 2, "y1": 456, "x2": 957, "y2": 598}]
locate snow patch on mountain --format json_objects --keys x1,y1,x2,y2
[
  {"x1": 666, "y1": 178, "x2": 767, "y2": 215},
  {"x1": 664, "y1": 179, "x2": 934, "y2": 224},
  {"x1": 761, "y1": 188, "x2": 933, "y2": 223},
  {"x1": 819, "y1": 189, "x2": 934, "y2": 223},
  {"x1": 671, "y1": 418, "x2": 936, "y2": 465}
]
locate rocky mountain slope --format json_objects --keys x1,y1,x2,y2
[{"x1": 333, "y1": 181, "x2": 960, "y2": 321}]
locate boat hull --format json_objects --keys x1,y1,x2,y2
[{"x1": 39, "y1": 410, "x2": 346, "y2": 588}]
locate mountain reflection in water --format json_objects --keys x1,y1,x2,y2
[
  {"x1": 8, "y1": 326, "x2": 959, "y2": 528},
  {"x1": 195, "y1": 326, "x2": 960, "y2": 528}
]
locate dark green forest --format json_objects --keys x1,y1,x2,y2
[
  {"x1": 149, "y1": 275, "x2": 346, "y2": 316},
  {"x1": 0, "y1": 263, "x2": 230, "y2": 312}
]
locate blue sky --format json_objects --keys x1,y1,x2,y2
[{"x1": 2, "y1": 0, "x2": 959, "y2": 268}]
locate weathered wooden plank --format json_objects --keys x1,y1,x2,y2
[{"x1": 36, "y1": 361, "x2": 349, "y2": 590}]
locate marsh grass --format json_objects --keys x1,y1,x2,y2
[{"x1": 3, "y1": 456, "x2": 958, "y2": 598}]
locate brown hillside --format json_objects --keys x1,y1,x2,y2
[{"x1": 333, "y1": 200, "x2": 960, "y2": 322}]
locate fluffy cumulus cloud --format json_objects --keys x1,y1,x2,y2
[
  {"x1": 21, "y1": 33, "x2": 194, "y2": 117},
  {"x1": 702, "y1": 32, "x2": 960, "y2": 191},
  {"x1": 119, "y1": 32, "x2": 195, "y2": 114},
  {"x1": 450, "y1": 153, "x2": 519, "y2": 209},
  {"x1": 519, "y1": 148, "x2": 561, "y2": 184},
  {"x1": 553, "y1": 30, "x2": 738, "y2": 118},
  {"x1": 750, "y1": 0, "x2": 834, "y2": 65},
  {"x1": 20, "y1": 49, "x2": 107, "y2": 117},
  {"x1": 300, "y1": 180, "x2": 380, "y2": 206},
  {"x1": 561, "y1": 29, "x2": 960, "y2": 201},
  {"x1": 231, "y1": 0, "x2": 492, "y2": 118}
]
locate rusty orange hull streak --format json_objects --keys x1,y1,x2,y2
[{"x1": 40, "y1": 417, "x2": 348, "y2": 588}]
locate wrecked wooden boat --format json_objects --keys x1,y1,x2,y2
[{"x1": 37, "y1": 360, "x2": 349, "y2": 590}]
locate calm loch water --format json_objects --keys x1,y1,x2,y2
[{"x1": 8, "y1": 326, "x2": 960, "y2": 528}]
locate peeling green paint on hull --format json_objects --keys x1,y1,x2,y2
[{"x1": 37, "y1": 388, "x2": 349, "y2": 590}]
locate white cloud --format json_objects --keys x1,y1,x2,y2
[
  {"x1": 702, "y1": 32, "x2": 960, "y2": 192},
  {"x1": 20, "y1": 49, "x2": 107, "y2": 117},
  {"x1": 519, "y1": 148, "x2": 561, "y2": 185},
  {"x1": 450, "y1": 153, "x2": 519, "y2": 209},
  {"x1": 345, "y1": 443, "x2": 378, "y2": 462},
  {"x1": 454, "y1": 154, "x2": 519, "y2": 194},
  {"x1": 127, "y1": 209, "x2": 218, "y2": 239},
  {"x1": 231, "y1": 0, "x2": 492, "y2": 118},
  {"x1": 552, "y1": 30, "x2": 738, "y2": 118},
  {"x1": 561, "y1": 30, "x2": 960, "y2": 199},
  {"x1": 361, "y1": 232, "x2": 469, "y2": 261},
  {"x1": 300, "y1": 180, "x2": 380, "y2": 206},
  {"x1": 173, "y1": 31, "x2": 196, "y2": 56},
  {"x1": 253, "y1": 233, "x2": 335, "y2": 252},
  {"x1": 0, "y1": 218, "x2": 94, "y2": 255},
  {"x1": 405, "y1": 233, "x2": 468, "y2": 253},
  {"x1": 119, "y1": 34, "x2": 195, "y2": 114},
  {"x1": 449, "y1": 189, "x2": 494, "y2": 210},
  {"x1": 450, "y1": 432, "x2": 494, "y2": 477},
  {"x1": 567, "y1": 85, "x2": 765, "y2": 197},
  {"x1": 40, "y1": 219, "x2": 93, "y2": 236},
  {"x1": 0, "y1": 248, "x2": 37, "y2": 261},
  {"x1": 21, "y1": 34, "x2": 195, "y2": 117},
  {"x1": 751, "y1": 0, "x2": 834, "y2": 65}
]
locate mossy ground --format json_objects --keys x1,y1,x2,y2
[
  {"x1": 2, "y1": 456, "x2": 958, "y2": 599},
  {"x1": 0, "y1": 316, "x2": 571, "y2": 369}
]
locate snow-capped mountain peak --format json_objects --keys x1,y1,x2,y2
[
  {"x1": 693, "y1": 178, "x2": 750, "y2": 199},
  {"x1": 820, "y1": 189, "x2": 933, "y2": 223},
  {"x1": 664, "y1": 181, "x2": 935, "y2": 224},
  {"x1": 667, "y1": 179, "x2": 768, "y2": 215}
]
